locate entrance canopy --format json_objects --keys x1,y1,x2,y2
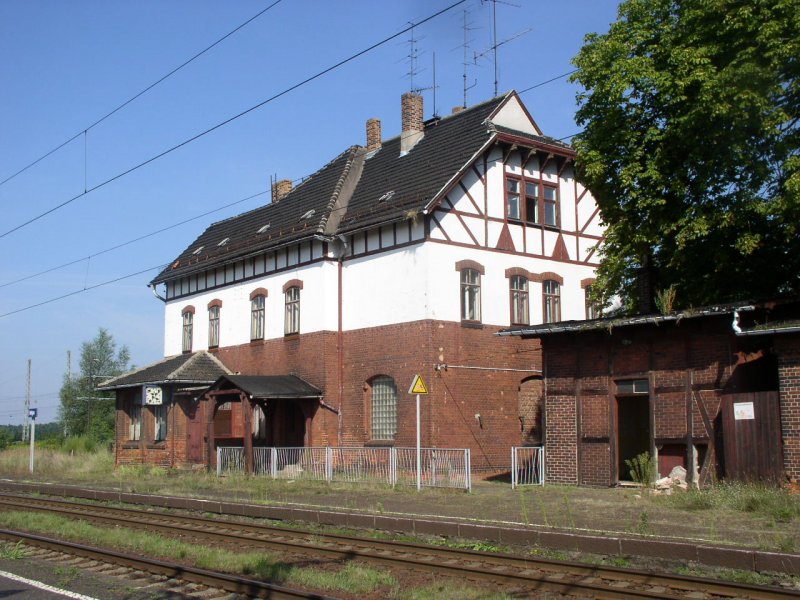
[{"x1": 206, "y1": 374, "x2": 322, "y2": 400}]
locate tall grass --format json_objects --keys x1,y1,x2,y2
[
  {"x1": 0, "y1": 446, "x2": 113, "y2": 479},
  {"x1": 660, "y1": 483, "x2": 799, "y2": 523}
]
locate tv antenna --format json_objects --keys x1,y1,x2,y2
[
  {"x1": 454, "y1": 9, "x2": 478, "y2": 108},
  {"x1": 475, "y1": 0, "x2": 531, "y2": 97}
]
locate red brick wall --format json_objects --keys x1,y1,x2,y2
[
  {"x1": 541, "y1": 318, "x2": 744, "y2": 486},
  {"x1": 116, "y1": 321, "x2": 541, "y2": 472},
  {"x1": 776, "y1": 335, "x2": 800, "y2": 483}
]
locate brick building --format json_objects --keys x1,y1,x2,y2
[
  {"x1": 100, "y1": 91, "x2": 603, "y2": 471},
  {"x1": 499, "y1": 299, "x2": 800, "y2": 486}
]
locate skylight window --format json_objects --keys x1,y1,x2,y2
[
  {"x1": 217, "y1": 237, "x2": 230, "y2": 247},
  {"x1": 301, "y1": 209, "x2": 315, "y2": 220},
  {"x1": 257, "y1": 223, "x2": 271, "y2": 234},
  {"x1": 192, "y1": 246, "x2": 204, "y2": 255}
]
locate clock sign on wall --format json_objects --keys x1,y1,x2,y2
[{"x1": 144, "y1": 385, "x2": 163, "y2": 405}]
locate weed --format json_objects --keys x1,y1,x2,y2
[
  {"x1": 529, "y1": 547, "x2": 568, "y2": 561},
  {"x1": 376, "y1": 501, "x2": 384, "y2": 514},
  {"x1": 561, "y1": 491, "x2": 576, "y2": 530},
  {"x1": 0, "y1": 541, "x2": 26, "y2": 559},
  {"x1": 534, "y1": 492, "x2": 550, "y2": 527},
  {"x1": 54, "y1": 566, "x2": 79, "y2": 586},
  {"x1": 517, "y1": 488, "x2": 530, "y2": 525},
  {"x1": 401, "y1": 582, "x2": 515, "y2": 599},
  {"x1": 449, "y1": 541, "x2": 503, "y2": 553},
  {"x1": 630, "y1": 510, "x2": 651, "y2": 536},
  {"x1": 776, "y1": 534, "x2": 796, "y2": 553},
  {"x1": 625, "y1": 452, "x2": 655, "y2": 489}
]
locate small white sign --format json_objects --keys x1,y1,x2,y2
[{"x1": 733, "y1": 401, "x2": 755, "y2": 420}]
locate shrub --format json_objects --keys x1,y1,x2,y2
[{"x1": 625, "y1": 452, "x2": 655, "y2": 487}]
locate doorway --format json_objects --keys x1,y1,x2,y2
[{"x1": 616, "y1": 388, "x2": 650, "y2": 482}]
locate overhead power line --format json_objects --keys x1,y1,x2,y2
[
  {"x1": 0, "y1": 264, "x2": 167, "y2": 319},
  {"x1": 0, "y1": 190, "x2": 269, "y2": 289},
  {"x1": 0, "y1": 0, "x2": 285, "y2": 190},
  {"x1": 0, "y1": 0, "x2": 468, "y2": 241},
  {"x1": 518, "y1": 68, "x2": 578, "y2": 94}
]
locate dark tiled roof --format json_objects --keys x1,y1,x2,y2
[
  {"x1": 338, "y1": 95, "x2": 507, "y2": 234},
  {"x1": 97, "y1": 351, "x2": 231, "y2": 390},
  {"x1": 211, "y1": 374, "x2": 322, "y2": 399},
  {"x1": 154, "y1": 92, "x2": 564, "y2": 283},
  {"x1": 152, "y1": 147, "x2": 363, "y2": 283}
]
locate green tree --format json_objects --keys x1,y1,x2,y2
[
  {"x1": 572, "y1": 0, "x2": 800, "y2": 312},
  {"x1": 59, "y1": 328, "x2": 130, "y2": 443}
]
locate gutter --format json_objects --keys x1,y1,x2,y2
[{"x1": 735, "y1": 325, "x2": 800, "y2": 337}]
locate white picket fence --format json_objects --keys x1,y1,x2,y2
[
  {"x1": 217, "y1": 446, "x2": 471, "y2": 491},
  {"x1": 511, "y1": 446, "x2": 545, "y2": 488}
]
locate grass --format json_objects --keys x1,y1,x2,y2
[
  {"x1": 0, "y1": 511, "x2": 395, "y2": 594},
  {"x1": 0, "y1": 541, "x2": 27, "y2": 559},
  {"x1": 658, "y1": 482, "x2": 800, "y2": 523},
  {"x1": 399, "y1": 582, "x2": 517, "y2": 599}
]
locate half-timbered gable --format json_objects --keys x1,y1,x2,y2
[{"x1": 112, "y1": 91, "x2": 605, "y2": 471}]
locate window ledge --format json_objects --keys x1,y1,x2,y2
[
  {"x1": 249, "y1": 338, "x2": 265, "y2": 346},
  {"x1": 365, "y1": 440, "x2": 395, "y2": 447},
  {"x1": 121, "y1": 442, "x2": 140, "y2": 449},
  {"x1": 460, "y1": 321, "x2": 484, "y2": 329},
  {"x1": 146, "y1": 443, "x2": 167, "y2": 450},
  {"x1": 283, "y1": 333, "x2": 299, "y2": 340}
]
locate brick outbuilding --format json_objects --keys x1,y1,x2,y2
[{"x1": 499, "y1": 299, "x2": 800, "y2": 486}]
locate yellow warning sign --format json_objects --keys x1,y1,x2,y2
[{"x1": 408, "y1": 374, "x2": 428, "y2": 395}]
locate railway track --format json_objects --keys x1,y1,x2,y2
[{"x1": 0, "y1": 492, "x2": 796, "y2": 599}]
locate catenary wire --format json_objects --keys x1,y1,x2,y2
[
  {"x1": 0, "y1": 264, "x2": 167, "y2": 319},
  {"x1": 518, "y1": 68, "x2": 578, "y2": 94},
  {"x1": 0, "y1": 190, "x2": 269, "y2": 289},
  {"x1": 0, "y1": 0, "x2": 468, "y2": 241},
  {"x1": 0, "y1": 0, "x2": 285, "y2": 190}
]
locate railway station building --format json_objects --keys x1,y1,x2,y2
[{"x1": 99, "y1": 91, "x2": 604, "y2": 472}]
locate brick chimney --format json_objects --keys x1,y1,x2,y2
[
  {"x1": 366, "y1": 118, "x2": 382, "y2": 152},
  {"x1": 400, "y1": 92, "x2": 424, "y2": 155},
  {"x1": 271, "y1": 179, "x2": 292, "y2": 203}
]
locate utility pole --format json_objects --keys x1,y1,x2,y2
[{"x1": 22, "y1": 359, "x2": 31, "y2": 442}]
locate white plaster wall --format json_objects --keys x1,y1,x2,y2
[
  {"x1": 424, "y1": 241, "x2": 597, "y2": 326},
  {"x1": 490, "y1": 95, "x2": 540, "y2": 135},
  {"x1": 164, "y1": 261, "x2": 335, "y2": 356}
]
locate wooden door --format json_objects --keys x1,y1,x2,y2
[
  {"x1": 721, "y1": 391, "x2": 783, "y2": 482},
  {"x1": 184, "y1": 400, "x2": 205, "y2": 464}
]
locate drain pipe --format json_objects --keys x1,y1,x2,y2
[{"x1": 149, "y1": 283, "x2": 166, "y2": 302}]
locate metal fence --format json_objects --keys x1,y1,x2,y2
[
  {"x1": 217, "y1": 446, "x2": 471, "y2": 491},
  {"x1": 511, "y1": 446, "x2": 545, "y2": 488}
]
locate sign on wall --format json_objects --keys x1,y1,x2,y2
[
  {"x1": 733, "y1": 401, "x2": 755, "y2": 420},
  {"x1": 144, "y1": 385, "x2": 164, "y2": 405}
]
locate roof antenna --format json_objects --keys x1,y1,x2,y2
[
  {"x1": 475, "y1": 0, "x2": 530, "y2": 97},
  {"x1": 458, "y1": 9, "x2": 478, "y2": 108},
  {"x1": 404, "y1": 21, "x2": 437, "y2": 112}
]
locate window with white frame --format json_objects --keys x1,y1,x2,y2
[
  {"x1": 153, "y1": 403, "x2": 168, "y2": 442},
  {"x1": 129, "y1": 402, "x2": 141, "y2": 441},
  {"x1": 181, "y1": 309, "x2": 193, "y2": 353},
  {"x1": 208, "y1": 305, "x2": 220, "y2": 348},
  {"x1": 543, "y1": 280, "x2": 561, "y2": 323},
  {"x1": 370, "y1": 376, "x2": 397, "y2": 441},
  {"x1": 510, "y1": 275, "x2": 530, "y2": 325},
  {"x1": 251, "y1": 294, "x2": 265, "y2": 340},
  {"x1": 460, "y1": 268, "x2": 481, "y2": 322},
  {"x1": 284, "y1": 286, "x2": 300, "y2": 335}
]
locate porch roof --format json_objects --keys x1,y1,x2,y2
[
  {"x1": 208, "y1": 375, "x2": 322, "y2": 400},
  {"x1": 97, "y1": 351, "x2": 230, "y2": 391}
]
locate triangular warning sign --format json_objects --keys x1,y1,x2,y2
[{"x1": 408, "y1": 374, "x2": 428, "y2": 395}]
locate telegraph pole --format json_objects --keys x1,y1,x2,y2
[{"x1": 22, "y1": 359, "x2": 31, "y2": 442}]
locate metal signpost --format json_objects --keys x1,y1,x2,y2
[
  {"x1": 28, "y1": 407, "x2": 37, "y2": 473},
  {"x1": 408, "y1": 374, "x2": 428, "y2": 491}
]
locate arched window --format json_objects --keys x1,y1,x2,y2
[
  {"x1": 543, "y1": 280, "x2": 561, "y2": 323},
  {"x1": 509, "y1": 275, "x2": 529, "y2": 325},
  {"x1": 208, "y1": 302, "x2": 221, "y2": 348},
  {"x1": 284, "y1": 286, "x2": 300, "y2": 335},
  {"x1": 369, "y1": 376, "x2": 397, "y2": 441},
  {"x1": 250, "y1": 293, "x2": 266, "y2": 340},
  {"x1": 181, "y1": 306, "x2": 194, "y2": 353}
]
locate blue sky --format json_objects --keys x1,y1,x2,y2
[{"x1": 0, "y1": 0, "x2": 621, "y2": 424}]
